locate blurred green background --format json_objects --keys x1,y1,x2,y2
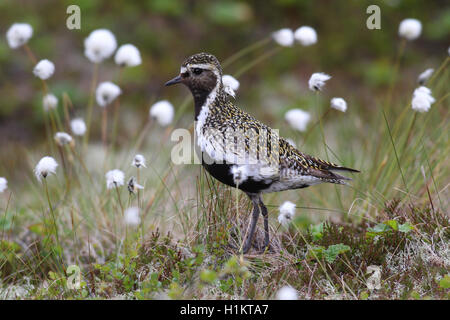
[{"x1": 0, "y1": 0, "x2": 449, "y2": 145}]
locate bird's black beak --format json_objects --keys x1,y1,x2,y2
[{"x1": 165, "y1": 75, "x2": 182, "y2": 86}]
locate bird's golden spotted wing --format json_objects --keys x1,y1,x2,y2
[{"x1": 200, "y1": 97, "x2": 357, "y2": 185}]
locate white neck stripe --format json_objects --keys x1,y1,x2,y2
[{"x1": 195, "y1": 71, "x2": 221, "y2": 146}]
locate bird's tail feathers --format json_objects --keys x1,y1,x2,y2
[
  {"x1": 329, "y1": 165, "x2": 360, "y2": 173},
  {"x1": 329, "y1": 171, "x2": 353, "y2": 182}
]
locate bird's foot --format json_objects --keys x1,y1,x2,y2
[{"x1": 253, "y1": 241, "x2": 272, "y2": 254}]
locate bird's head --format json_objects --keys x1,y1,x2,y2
[{"x1": 165, "y1": 53, "x2": 222, "y2": 94}]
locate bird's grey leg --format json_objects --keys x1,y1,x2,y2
[
  {"x1": 258, "y1": 195, "x2": 270, "y2": 251},
  {"x1": 242, "y1": 194, "x2": 260, "y2": 254}
]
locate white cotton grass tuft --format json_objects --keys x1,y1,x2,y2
[
  {"x1": 54, "y1": 132, "x2": 73, "y2": 146},
  {"x1": 6, "y1": 23, "x2": 33, "y2": 49},
  {"x1": 411, "y1": 86, "x2": 435, "y2": 113},
  {"x1": 124, "y1": 207, "x2": 141, "y2": 227},
  {"x1": 0, "y1": 177, "x2": 8, "y2": 193},
  {"x1": 278, "y1": 201, "x2": 296, "y2": 227},
  {"x1": 272, "y1": 28, "x2": 294, "y2": 47},
  {"x1": 417, "y1": 68, "x2": 434, "y2": 85},
  {"x1": 414, "y1": 86, "x2": 435, "y2": 104},
  {"x1": 398, "y1": 18, "x2": 422, "y2": 41},
  {"x1": 42, "y1": 94, "x2": 58, "y2": 111},
  {"x1": 231, "y1": 165, "x2": 248, "y2": 186},
  {"x1": 70, "y1": 118, "x2": 87, "y2": 136},
  {"x1": 222, "y1": 75, "x2": 240, "y2": 98},
  {"x1": 96, "y1": 81, "x2": 121, "y2": 107},
  {"x1": 132, "y1": 154, "x2": 146, "y2": 168},
  {"x1": 308, "y1": 72, "x2": 331, "y2": 91},
  {"x1": 34, "y1": 156, "x2": 58, "y2": 182},
  {"x1": 105, "y1": 169, "x2": 125, "y2": 189},
  {"x1": 413, "y1": 86, "x2": 433, "y2": 98},
  {"x1": 276, "y1": 286, "x2": 298, "y2": 300},
  {"x1": 84, "y1": 29, "x2": 117, "y2": 63},
  {"x1": 115, "y1": 44, "x2": 142, "y2": 67},
  {"x1": 285, "y1": 109, "x2": 311, "y2": 132},
  {"x1": 149, "y1": 100, "x2": 174, "y2": 127},
  {"x1": 294, "y1": 26, "x2": 317, "y2": 46},
  {"x1": 33, "y1": 59, "x2": 55, "y2": 80},
  {"x1": 330, "y1": 97, "x2": 347, "y2": 113}
]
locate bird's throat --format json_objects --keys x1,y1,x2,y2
[{"x1": 192, "y1": 88, "x2": 211, "y2": 120}]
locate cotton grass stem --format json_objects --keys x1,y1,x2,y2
[
  {"x1": 142, "y1": 165, "x2": 177, "y2": 219},
  {"x1": 69, "y1": 144, "x2": 94, "y2": 186},
  {"x1": 136, "y1": 168, "x2": 145, "y2": 245},
  {"x1": 434, "y1": 91, "x2": 450, "y2": 106},
  {"x1": 51, "y1": 108, "x2": 65, "y2": 132},
  {"x1": 102, "y1": 107, "x2": 108, "y2": 147},
  {"x1": 420, "y1": 138, "x2": 444, "y2": 212},
  {"x1": 110, "y1": 67, "x2": 124, "y2": 150},
  {"x1": 40, "y1": 79, "x2": 49, "y2": 95},
  {"x1": 234, "y1": 47, "x2": 281, "y2": 78},
  {"x1": 385, "y1": 38, "x2": 406, "y2": 112},
  {"x1": 84, "y1": 63, "x2": 99, "y2": 151},
  {"x1": 392, "y1": 102, "x2": 414, "y2": 138},
  {"x1": 115, "y1": 183, "x2": 125, "y2": 217},
  {"x1": 132, "y1": 119, "x2": 153, "y2": 152},
  {"x1": 1, "y1": 192, "x2": 12, "y2": 241},
  {"x1": 43, "y1": 112, "x2": 54, "y2": 152},
  {"x1": 371, "y1": 38, "x2": 407, "y2": 185},
  {"x1": 316, "y1": 93, "x2": 329, "y2": 160},
  {"x1": 57, "y1": 145, "x2": 70, "y2": 192},
  {"x1": 23, "y1": 43, "x2": 37, "y2": 64},
  {"x1": 399, "y1": 113, "x2": 417, "y2": 161},
  {"x1": 299, "y1": 108, "x2": 331, "y2": 147},
  {"x1": 43, "y1": 178, "x2": 64, "y2": 267},
  {"x1": 222, "y1": 37, "x2": 271, "y2": 69},
  {"x1": 428, "y1": 56, "x2": 449, "y2": 86},
  {"x1": 48, "y1": 109, "x2": 58, "y2": 135},
  {"x1": 62, "y1": 93, "x2": 74, "y2": 129},
  {"x1": 381, "y1": 109, "x2": 411, "y2": 204},
  {"x1": 136, "y1": 168, "x2": 141, "y2": 210},
  {"x1": 316, "y1": 93, "x2": 344, "y2": 213}
]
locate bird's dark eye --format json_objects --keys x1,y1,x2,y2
[{"x1": 192, "y1": 68, "x2": 203, "y2": 75}]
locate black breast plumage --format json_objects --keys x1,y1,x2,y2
[{"x1": 201, "y1": 161, "x2": 273, "y2": 194}]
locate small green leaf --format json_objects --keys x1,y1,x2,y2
[
  {"x1": 365, "y1": 232, "x2": 377, "y2": 239},
  {"x1": 309, "y1": 222, "x2": 324, "y2": 241},
  {"x1": 0, "y1": 216, "x2": 13, "y2": 230},
  {"x1": 168, "y1": 282, "x2": 183, "y2": 299},
  {"x1": 0, "y1": 240, "x2": 21, "y2": 252},
  {"x1": 384, "y1": 220, "x2": 398, "y2": 231},
  {"x1": 200, "y1": 269, "x2": 217, "y2": 283},
  {"x1": 48, "y1": 271, "x2": 58, "y2": 280},
  {"x1": 360, "y1": 291, "x2": 369, "y2": 300},
  {"x1": 367, "y1": 223, "x2": 391, "y2": 234},
  {"x1": 439, "y1": 275, "x2": 450, "y2": 289},
  {"x1": 398, "y1": 222, "x2": 413, "y2": 233},
  {"x1": 224, "y1": 256, "x2": 237, "y2": 268},
  {"x1": 410, "y1": 291, "x2": 420, "y2": 299},
  {"x1": 29, "y1": 223, "x2": 46, "y2": 236},
  {"x1": 307, "y1": 245, "x2": 325, "y2": 261},
  {"x1": 324, "y1": 244, "x2": 351, "y2": 263}
]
